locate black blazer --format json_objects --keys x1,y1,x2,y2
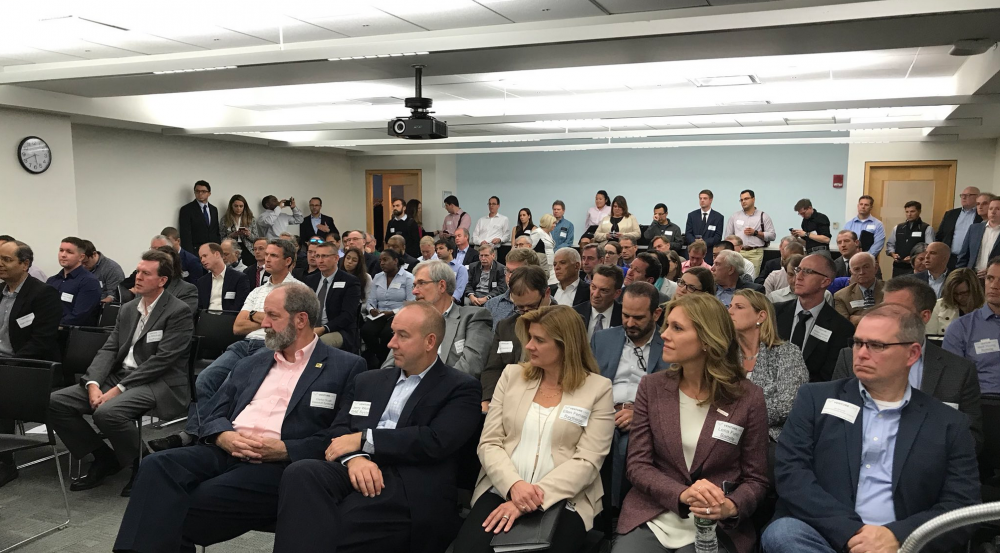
[
  {"x1": 935, "y1": 207, "x2": 981, "y2": 249},
  {"x1": 684, "y1": 209, "x2": 725, "y2": 263},
  {"x1": 298, "y1": 214, "x2": 338, "y2": 248},
  {"x1": 774, "y1": 300, "x2": 854, "y2": 382},
  {"x1": 384, "y1": 217, "x2": 421, "y2": 259},
  {"x1": 481, "y1": 313, "x2": 522, "y2": 402},
  {"x1": 773, "y1": 379, "x2": 980, "y2": 552},
  {"x1": 549, "y1": 278, "x2": 589, "y2": 307},
  {"x1": 466, "y1": 262, "x2": 508, "y2": 300},
  {"x1": 178, "y1": 200, "x2": 221, "y2": 254},
  {"x1": 243, "y1": 264, "x2": 270, "y2": 288},
  {"x1": 573, "y1": 301, "x2": 623, "y2": 331},
  {"x1": 400, "y1": 253, "x2": 419, "y2": 273},
  {"x1": 363, "y1": 252, "x2": 381, "y2": 277},
  {"x1": 4, "y1": 277, "x2": 62, "y2": 361},
  {"x1": 330, "y1": 360, "x2": 482, "y2": 553},
  {"x1": 301, "y1": 270, "x2": 362, "y2": 352},
  {"x1": 195, "y1": 267, "x2": 252, "y2": 311}
]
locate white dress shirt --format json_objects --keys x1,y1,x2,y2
[
  {"x1": 209, "y1": 270, "x2": 225, "y2": 310},
  {"x1": 87, "y1": 291, "x2": 163, "y2": 393},
  {"x1": 473, "y1": 214, "x2": 511, "y2": 245},
  {"x1": 553, "y1": 279, "x2": 581, "y2": 308},
  {"x1": 612, "y1": 338, "x2": 650, "y2": 404},
  {"x1": 587, "y1": 305, "x2": 614, "y2": 339},
  {"x1": 976, "y1": 223, "x2": 1000, "y2": 271}
]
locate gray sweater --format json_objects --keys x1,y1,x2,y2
[{"x1": 744, "y1": 341, "x2": 810, "y2": 441}]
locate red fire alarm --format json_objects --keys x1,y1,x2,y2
[{"x1": 833, "y1": 174, "x2": 844, "y2": 189}]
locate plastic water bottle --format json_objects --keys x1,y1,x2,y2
[{"x1": 694, "y1": 516, "x2": 718, "y2": 553}]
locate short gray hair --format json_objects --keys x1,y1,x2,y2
[
  {"x1": 271, "y1": 283, "x2": 321, "y2": 327},
  {"x1": 715, "y1": 250, "x2": 744, "y2": 274},
  {"x1": 221, "y1": 238, "x2": 242, "y2": 255},
  {"x1": 849, "y1": 252, "x2": 875, "y2": 270},
  {"x1": 477, "y1": 243, "x2": 495, "y2": 254},
  {"x1": 554, "y1": 247, "x2": 581, "y2": 264},
  {"x1": 414, "y1": 259, "x2": 456, "y2": 296},
  {"x1": 151, "y1": 234, "x2": 169, "y2": 244},
  {"x1": 863, "y1": 304, "x2": 925, "y2": 343}
]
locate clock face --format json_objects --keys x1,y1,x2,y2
[{"x1": 18, "y1": 136, "x2": 52, "y2": 174}]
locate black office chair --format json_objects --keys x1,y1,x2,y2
[
  {"x1": 0, "y1": 359, "x2": 71, "y2": 553},
  {"x1": 99, "y1": 303, "x2": 121, "y2": 328},
  {"x1": 60, "y1": 326, "x2": 112, "y2": 385},
  {"x1": 194, "y1": 310, "x2": 241, "y2": 366}
]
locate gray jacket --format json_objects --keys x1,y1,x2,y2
[
  {"x1": 745, "y1": 341, "x2": 809, "y2": 441},
  {"x1": 382, "y1": 304, "x2": 493, "y2": 379}
]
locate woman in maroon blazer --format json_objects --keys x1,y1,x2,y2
[{"x1": 614, "y1": 293, "x2": 769, "y2": 553}]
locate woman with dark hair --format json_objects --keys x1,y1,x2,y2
[
  {"x1": 672, "y1": 266, "x2": 714, "y2": 300},
  {"x1": 406, "y1": 199, "x2": 426, "y2": 238},
  {"x1": 586, "y1": 190, "x2": 612, "y2": 229},
  {"x1": 341, "y1": 247, "x2": 371, "y2": 297},
  {"x1": 220, "y1": 194, "x2": 259, "y2": 267},
  {"x1": 651, "y1": 250, "x2": 677, "y2": 299},
  {"x1": 155, "y1": 246, "x2": 198, "y2": 314},
  {"x1": 512, "y1": 208, "x2": 537, "y2": 245},
  {"x1": 594, "y1": 195, "x2": 640, "y2": 248}
]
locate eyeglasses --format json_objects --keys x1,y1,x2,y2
[
  {"x1": 413, "y1": 279, "x2": 437, "y2": 287},
  {"x1": 851, "y1": 339, "x2": 916, "y2": 353},
  {"x1": 515, "y1": 301, "x2": 543, "y2": 314},
  {"x1": 677, "y1": 281, "x2": 702, "y2": 293},
  {"x1": 793, "y1": 266, "x2": 832, "y2": 279},
  {"x1": 315, "y1": 254, "x2": 336, "y2": 259},
  {"x1": 960, "y1": 193, "x2": 977, "y2": 199},
  {"x1": 309, "y1": 238, "x2": 325, "y2": 244}
]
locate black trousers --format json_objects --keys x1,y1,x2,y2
[
  {"x1": 360, "y1": 316, "x2": 394, "y2": 368},
  {"x1": 113, "y1": 444, "x2": 287, "y2": 553},
  {"x1": 273, "y1": 459, "x2": 411, "y2": 553},
  {"x1": 0, "y1": 419, "x2": 14, "y2": 464},
  {"x1": 451, "y1": 492, "x2": 587, "y2": 553}
]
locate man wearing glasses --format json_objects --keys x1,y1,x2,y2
[
  {"x1": 763, "y1": 305, "x2": 980, "y2": 553},
  {"x1": 342, "y1": 230, "x2": 381, "y2": 277},
  {"x1": 936, "y1": 186, "x2": 981, "y2": 267},
  {"x1": 774, "y1": 253, "x2": 854, "y2": 382},
  {"x1": 301, "y1": 242, "x2": 362, "y2": 350},
  {"x1": 573, "y1": 264, "x2": 625, "y2": 340}
]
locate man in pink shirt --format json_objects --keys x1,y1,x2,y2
[{"x1": 114, "y1": 283, "x2": 365, "y2": 553}]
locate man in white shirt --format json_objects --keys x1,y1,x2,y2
[
  {"x1": 472, "y1": 196, "x2": 510, "y2": 249},
  {"x1": 957, "y1": 196, "x2": 1000, "y2": 277},
  {"x1": 550, "y1": 248, "x2": 587, "y2": 307},
  {"x1": 722, "y1": 189, "x2": 776, "y2": 274},
  {"x1": 197, "y1": 242, "x2": 251, "y2": 312},
  {"x1": 257, "y1": 196, "x2": 304, "y2": 240}
]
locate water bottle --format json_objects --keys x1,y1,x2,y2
[{"x1": 694, "y1": 516, "x2": 718, "y2": 553}]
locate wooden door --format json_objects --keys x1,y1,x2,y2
[
  {"x1": 864, "y1": 161, "x2": 956, "y2": 278},
  {"x1": 366, "y1": 170, "x2": 422, "y2": 249}
]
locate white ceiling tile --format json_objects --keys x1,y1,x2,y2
[
  {"x1": 308, "y1": 11, "x2": 425, "y2": 37},
  {"x1": 0, "y1": 56, "x2": 29, "y2": 67},
  {"x1": 423, "y1": 83, "x2": 510, "y2": 100},
  {"x1": 25, "y1": 39, "x2": 141, "y2": 59},
  {"x1": 212, "y1": 16, "x2": 346, "y2": 44},
  {"x1": 592, "y1": 0, "x2": 707, "y2": 15},
  {"x1": 0, "y1": 44, "x2": 83, "y2": 63},
  {"x1": 372, "y1": 0, "x2": 512, "y2": 30},
  {"x1": 475, "y1": 0, "x2": 606, "y2": 23}
]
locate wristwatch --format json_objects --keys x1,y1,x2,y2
[{"x1": 249, "y1": 310, "x2": 258, "y2": 323}]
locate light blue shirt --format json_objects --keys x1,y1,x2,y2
[
  {"x1": 314, "y1": 270, "x2": 337, "y2": 326},
  {"x1": 953, "y1": 207, "x2": 978, "y2": 252},
  {"x1": 364, "y1": 361, "x2": 433, "y2": 452},
  {"x1": 485, "y1": 290, "x2": 515, "y2": 329},
  {"x1": 367, "y1": 270, "x2": 414, "y2": 313},
  {"x1": 855, "y1": 381, "x2": 911, "y2": 526},
  {"x1": 552, "y1": 218, "x2": 575, "y2": 251},
  {"x1": 927, "y1": 271, "x2": 947, "y2": 298},
  {"x1": 449, "y1": 259, "x2": 469, "y2": 303},
  {"x1": 716, "y1": 285, "x2": 735, "y2": 307},
  {"x1": 943, "y1": 305, "x2": 1000, "y2": 394},
  {"x1": 844, "y1": 216, "x2": 886, "y2": 258},
  {"x1": 908, "y1": 339, "x2": 926, "y2": 390},
  {"x1": 455, "y1": 247, "x2": 471, "y2": 267},
  {"x1": 310, "y1": 215, "x2": 323, "y2": 235}
]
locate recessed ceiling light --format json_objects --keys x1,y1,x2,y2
[
  {"x1": 690, "y1": 75, "x2": 760, "y2": 87},
  {"x1": 329, "y1": 52, "x2": 429, "y2": 61},
  {"x1": 718, "y1": 101, "x2": 771, "y2": 106},
  {"x1": 784, "y1": 117, "x2": 836, "y2": 125},
  {"x1": 153, "y1": 65, "x2": 237, "y2": 75}
]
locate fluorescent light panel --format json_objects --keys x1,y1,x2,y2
[
  {"x1": 154, "y1": 65, "x2": 236, "y2": 75},
  {"x1": 329, "y1": 52, "x2": 428, "y2": 61},
  {"x1": 690, "y1": 75, "x2": 760, "y2": 87}
]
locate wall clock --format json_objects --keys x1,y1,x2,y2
[{"x1": 18, "y1": 136, "x2": 51, "y2": 174}]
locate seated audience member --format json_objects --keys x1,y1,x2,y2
[
  {"x1": 681, "y1": 239, "x2": 712, "y2": 272},
  {"x1": 220, "y1": 238, "x2": 247, "y2": 272},
  {"x1": 720, "y1": 236, "x2": 757, "y2": 281},
  {"x1": 833, "y1": 253, "x2": 884, "y2": 326},
  {"x1": 0, "y1": 235, "x2": 47, "y2": 281},
  {"x1": 465, "y1": 244, "x2": 507, "y2": 306},
  {"x1": 580, "y1": 243, "x2": 603, "y2": 285},
  {"x1": 484, "y1": 248, "x2": 539, "y2": 328},
  {"x1": 713, "y1": 250, "x2": 764, "y2": 306},
  {"x1": 114, "y1": 284, "x2": 364, "y2": 553},
  {"x1": 757, "y1": 236, "x2": 802, "y2": 285},
  {"x1": 302, "y1": 242, "x2": 361, "y2": 350},
  {"x1": 381, "y1": 260, "x2": 492, "y2": 378},
  {"x1": 833, "y1": 230, "x2": 861, "y2": 278},
  {"x1": 273, "y1": 302, "x2": 482, "y2": 553},
  {"x1": 82, "y1": 240, "x2": 125, "y2": 304},
  {"x1": 768, "y1": 254, "x2": 833, "y2": 306},
  {"x1": 909, "y1": 242, "x2": 929, "y2": 274},
  {"x1": 943, "y1": 257, "x2": 1000, "y2": 397},
  {"x1": 47, "y1": 236, "x2": 102, "y2": 326},
  {"x1": 434, "y1": 236, "x2": 469, "y2": 303},
  {"x1": 579, "y1": 234, "x2": 594, "y2": 247},
  {"x1": 324, "y1": 231, "x2": 343, "y2": 257},
  {"x1": 453, "y1": 305, "x2": 614, "y2": 553},
  {"x1": 594, "y1": 195, "x2": 641, "y2": 248},
  {"x1": 0, "y1": 240, "x2": 62, "y2": 487},
  {"x1": 603, "y1": 240, "x2": 625, "y2": 273},
  {"x1": 674, "y1": 266, "x2": 715, "y2": 301},
  {"x1": 649, "y1": 235, "x2": 670, "y2": 253},
  {"x1": 417, "y1": 235, "x2": 438, "y2": 262},
  {"x1": 480, "y1": 267, "x2": 553, "y2": 411},
  {"x1": 762, "y1": 305, "x2": 981, "y2": 553},
  {"x1": 574, "y1": 264, "x2": 625, "y2": 340},
  {"x1": 513, "y1": 234, "x2": 533, "y2": 250},
  {"x1": 615, "y1": 293, "x2": 769, "y2": 553},
  {"x1": 833, "y1": 277, "x2": 983, "y2": 453},
  {"x1": 257, "y1": 195, "x2": 304, "y2": 241},
  {"x1": 158, "y1": 227, "x2": 205, "y2": 284},
  {"x1": 341, "y1": 247, "x2": 372, "y2": 297},
  {"x1": 343, "y1": 230, "x2": 381, "y2": 276},
  {"x1": 774, "y1": 254, "x2": 854, "y2": 382},
  {"x1": 730, "y1": 290, "x2": 809, "y2": 440},
  {"x1": 196, "y1": 242, "x2": 251, "y2": 311},
  {"x1": 364, "y1": 232, "x2": 378, "y2": 255},
  {"x1": 618, "y1": 236, "x2": 639, "y2": 269},
  {"x1": 549, "y1": 247, "x2": 588, "y2": 307},
  {"x1": 763, "y1": 240, "x2": 806, "y2": 294},
  {"x1": 48, "y1": 250, "x2": 194, "y2": 496},
  {"x1": 385, "y1": 234, "x2": 419, "y2": 272},
  {"x1": 592, "y1": 282, "x2": 667, "y2": 507},
  {"x1": 927, "y1": 268, "x2": 983, "y2": 335},
  {"x1": 657, "y1": 250, "x2": 682, "y2": 299},
  {"x1": 292, "y1": 237, "x2": 321, "y2": 280},
  {"x1": 360, "y1": 249, "x2": 414, "y2": 367},
  {"x1": 245, "y1": 237, "x2": 270, "y2": 288},
  {"x1": 644, "y1": 203, "x2": 684, "y2": 251},
  {"x1": 280, "y1": 232, "x2": 306, "y2": 273},
  {"x1": 454, "y1": 228, "x2": 476, "y2": 267},
  {"x1": 155, "y1": 246, "x2": 199, "y2": 314},
  {"x1": 912, "y1": 241, "x2": 950, "y2": 298}
]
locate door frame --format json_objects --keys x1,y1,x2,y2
[
  {"x1": 365, "y1": 169, "x2": 423, "y2": 238},
  {"x1": 862, "y1": 160, "x2": 957, "y2": 226}
]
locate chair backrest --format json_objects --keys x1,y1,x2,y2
[
  {"x1": 100, "y1": 303, "x2": 121, "y2": 328},
  {"x1": 118, "y1": 283, "x2": 135, "y2": 304},
  {"x1": 0, "y1": 359, "x2": 60, "y2": 424},
  {"x1": 456, "y1": 413, "x2": 487, "y2": 493},
  {"x1": 62, "y1": 326, "x2": 112, "y2": 377},
  {"x1": 195, "y1": 310, "x2": 241, "y2": 360}
]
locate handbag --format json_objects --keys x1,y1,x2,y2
[{"x1": 490, "y1": 500, "x2": 568, "y2": 553}]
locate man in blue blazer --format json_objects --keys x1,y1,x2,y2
[
  {"x1": 196, "y1": 243, "x2": 251, "y2": 311},
  {"x1": 301, "y1": 242, "x2": 362, "y2": 352},
  {"x1": 763, "y1": 305, "x2": 980, "y2": 553},
  {"x1": 956, "y1": 197, "x2": 1000, "y2": 274},
  {"x1": 684, "y1": 189, "x2": 725, "y2": 263},
  {"x1": 113, "y1": 284, "x2": 365, "y2": 553}
]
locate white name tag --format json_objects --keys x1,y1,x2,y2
[
  {"x1": 822, "y1": 398, "x2": 860, "y2": 423},
  {"x1": 182, "y1": 271, "x2": 190, "y2": 278},
  {"x1": 497, "y1": 340, "x2": 514, "y2": 354},
  {"x1": 559, "y1": 231, "x2": 568, "y2": 238},
  {"x1": 712, "y1": 421, "x2": 744, "y2": 445},
  {"x1": 16, "y1": 313, "x2": 34, "y2": 328},
  {"x1": 559, "y1": 405, "x2": 590, "y2": 427},
  {"x1": 974, "y1": 339, "x2": 1000, "y2": 355},
  {"x1": 850, "y1": 299, "x2": 867, "y2": 309},
  {"x1": 60, "y1": 292, "x2": 74, "y2": 303},
  {"x1": 349, "y1": 401, "x2": 371, "y2": 416},
  {"x1": 910, "y1": 231, "x2": 922, "y2": 238},
  {"x1": 99, "y1": 281, "x2": 104, "y2": 288},
  {"x1": 333, "y1": 281, "x2": 345, "y2": 289},
  {"x1": 146, "y1": 330, "x2": 163, "y2": 343},
  {"x1": 310, "y1": 391, "x2": 337, "y2": 409},
  {"x1": 665, "y1": 230, "x2": 673, "y2": 236},
  {"x1": 810, "y1": 325, "x2": 832, "y2": 342},
  {"x1": 736, "y1": 220, "x2": 745, "y2": 226},
  {"x1": 389, "y1": 281, "x2": 402, "y2": 290},
  {"x1": 454, "y1": 339, "x2": 466, "y2": 354},
  {"x1": 708, "y1": 225, "x2": 717, "y2": 231},
  {"x1": 224, "y1": 292, "x2": 236, "y2": 299},
  {"x1": 944, "y1": 402, "x2": 959, "y2": 410},
  {"x1": 866, "y1": 225, "x2": 876, "y2": 231}
]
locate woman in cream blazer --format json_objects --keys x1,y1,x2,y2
[
  {"x1": 451, "y1": 305, "x2": 614, "y2": 553},
  {"x1": 593, "y1": 195, "x2": 641, "y2": 248}
]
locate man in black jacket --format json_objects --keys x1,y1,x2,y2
[
  {"x1": 343, "y1": 230, "x2": 380, "y2": 277},
  {"x1": 936, "y1": 186, "x2": 981, "y2": 267},
  {"x1": 178, "y1": 180, "x2": 221, "y2": 255},
  {"x1": 684, "y1": 190, "x2": 725, "y2": 264},
  {"x1": 299, "y1": 197, "x2": 338, "y2": 249},
  {"x1": 465, "y1": 245, "x2": 507, "y2": 306},
  {"x1": 196, "y1": 243, "x2": 251, "y2": 311},
  {"x1": 383, "y1": 199, "x2": 421, "y2": 259},
  {"x1": 301, "y1": 242, "x2": 362, "y2": 351}
]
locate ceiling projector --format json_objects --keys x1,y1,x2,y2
[{"x1": 388, "y1": 65, "x2": 448, "y2": 140}]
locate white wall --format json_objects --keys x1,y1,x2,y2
[
  {"x1": 0, "y1": 108, "x2": 79, "y2": 276},
  {"x1": 349, "y1": 154, "x2": 458, "y2": 233}
]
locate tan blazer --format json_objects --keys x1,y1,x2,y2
[
  {"x1": 593, "y1": 214, "x2": 641, "y2": 246},
  {"x1": 833, "y1": 280, "x2": 884, "y2": 323},
  {"x1": 474, "y1": 364, "x2": 614, "y2": 530}
]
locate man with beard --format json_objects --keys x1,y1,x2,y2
[
  {"x1": 114, "y1": 284, "x2": 364, "y2": 552},
  {"x1": 383, "y1": 198, "x2": 421, "y2": 259}
]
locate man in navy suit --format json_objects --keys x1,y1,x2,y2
[
  {"x1": 114, "y1": 284, "x2": 364, "y2": 553},
  {"x1": 762, "y1": 305, "x2": 980, "y2": 553},
  {"x1": 178, "y1": 180, "x2": 221, "y2": 255},
  {"x1": 299, "y1": 197, "x2": 338, "y2": 249},
  {"x1": 272, "y1": 302, "x2": 482, "y2": 553},
  {"x1": 301, "y1": 242, "x2": 362, "y2": 351},
  {"x1": 956, "y1": 195, "x2": 1000, "y2": 276},
  {"x1": 196, "y1": 243, "x2": 251, "y2": 311},
  {"x1": 684, "y1": 189, "x2": 725, "y2": 264}
]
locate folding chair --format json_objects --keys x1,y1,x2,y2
[
  {"x1": 99, "y1": 303, "x2": 121, "y2": 328},
  {"x1": 194, "y1": 310, "x2": 241, "y2": 366}
]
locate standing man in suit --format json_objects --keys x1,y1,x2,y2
[
  {"x1": 685, "y1": 189, "x2": 724, "y2": 264},
  {"x1": 957, "y1": 195, "x2": 1000, "y2": 276},
  {"x1": 774, "y1": 253, "x2": 854, "y2": 382},
  {"x1": 179, "y1": 180, "x2": 221, "y2": 255},
  {"x1": 465, "y1": 244, "x2": 507, "y2": 306},
  {"x1": 302, "y1": 242, "x2": 361, "y2": 351},
  {"x1": 273, "y1": 302, "x2": 482, "y2": 553},
  {"x1": 0, "y1": 240, "x2": 62, "y2": 487},
  {"x1": 937, "y1": 186, "x2": 981, "y2": 267},
  {"x1": 833, "y1": 253, "x2": 884, "y2": 326},
  {"x1": 46, "y1": 236, "x2": 102, "y2": 326},
  {"x1": 114, "y1": 284, "x2": 365, "y2": 553},
  {"x1": 886, "y1": 201, "x2": 934, "y2": 278},
  {"x1": 156, "y1": 228, "x2": 205, "y2": 285},
  {"x1": 197, "y1": 243, "x2": 251, "y2": 311},
  {"x1": 244, "y1": 237, "x2": 270, "y2": 288},
  {"x1": 383, "y1": 198, "x2": 421, "y2": 259},
  {"x1": 299, "y1": 197, "x2": 338, "y2": 250},
  {"x1": 912, "y1": 242, "x2": 951, "y2": 297},
  {"x1": 762, "y1": 305, "x2": 981, "y2": 553},
  {"x1": 48, "y1": 250, "x2": 194, "y2": 496},
  {"x1": 343, "y1": 230, "x2": 381, "y2": 277},
  {"x1": 574, "y1": 264, "x2": 624, "y2": 340},
  {"x1": 550, "y1": 247, "x2": 588, "y2": 307}
]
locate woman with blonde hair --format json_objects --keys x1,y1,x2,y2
[
  {"x1": 729, "y1": 289, "x2": 808, "y2": 441},
  {"x1": 452, "y1": 305, "x2": 614, "y2": 553},
  {"x1": 615, "y1": 294, "x2": 769, "y2": 553},
  {"x1": 927, "y1": 268, "x2": 985, "y2": 335},
  {"x1": 220, "y1": 194, "x2": 259, "y2": 267},
  {"x1": 532, "y1": 213, "x2": 558, "y2": 284}
]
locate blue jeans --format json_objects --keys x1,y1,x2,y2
[
  {"x1": 185, "y1": 339, "x2": 266, "y2": 436},
  {"x1": 761, "y1": 518, "x2": 837, "y2": 553}
]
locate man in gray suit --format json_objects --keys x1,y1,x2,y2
[
  {"x1": 381, "y1": 260, "x2": 492, "y2": 380},
  {"x1": 49, "y1": 249, "x2": 194, "y2": 496},
  {"x1": 831, "y1": 276, "x2": 983, "y2": 452}
]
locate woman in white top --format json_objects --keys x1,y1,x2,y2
[
  {"x1": 532, "y1": 214, "x2": 558, "y2": 285},
  {"x1": 593, "y1": 195, "x2": 641, "y2": 248},
  {"x1": 927, "y1": 268, "x2": 984, "y2": 335},
  {"x1": 451, "y1": 305, "x2": 614, "y2": 553},
  {"x1": 585, "y1": 190, "x2": 612, "y2": 230},
  {"x1": 359, "y1": 250, "x2": 414, "y2": 367}
]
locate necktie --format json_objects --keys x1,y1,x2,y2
[
  {"x1": 203, "y1": 204, "x2": 210, "y2": 226},
  {"x1": 255, "y1": 266, "x2": 262, "y2": 287},
  {"x1": 702, "y1": 212, "x2": 708, "y2": 227},
  {"x1": 317, "y1": 277, "x2": 329, "y2": 307},
  {"x1": 595, "y1": 313, "x2": 605, "y2": 332},
  {"x1": 863, "y1": 288, "x2": 875, "y2": 308},
  {"x1": 791, "y1": 311, "x2": 813, "y2": 349}
]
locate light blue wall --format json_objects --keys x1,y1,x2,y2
[{"x1": 456, "y1": 144, "x2": 850, "y2": 246}]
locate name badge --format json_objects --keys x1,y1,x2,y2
[
  {"x1": 146, "y1": 330, "x2": 163, "y2": 343},
  {"x1": 822, "y1": 398, "x2": 860, "y2": 423},
  {"x1": 849, "y1": 299, "x2": 867, "y2": 309},
  {"x1": 707, "y1": 225, "x2": 717, "y2": 231},
  {"x1": 559, "y1": 231, "x2": 568, "y2": 238},
  {"x1": 665, "y1": 230, "x2": 673, "y2": 236},
  {"x1": 333, "y1": 281, "x2": 345, "y2": 289},
  {"x1": 490, "y1": 281, "x2": 497, "y2": 287},
  {"x1": 810, "y1": 325, "x2": 832, "y2": 342},
  {"x1": 182, "y1": 271, "x2": 190, "y2": 278},
  {"x1": 349, "y1": 401, "x2": 371, "y2": 416},
  {"x1": 866, "y1": 225, "x2": 876, "y2": 231},
  {"x1": 454, "y1": 339, "x2": 466, "y2": 354},
  {"x1": 944, "y1": 402, "x2": 959, "y2": 410},
  {"x1": 389, "y1": 281, "x2": 402, "y2": 290},
  {"x1": 388, "y1": 227, "x2": 395, "y2": 233},
  {"x1": 497, "y1": 340, "x2": 514, "y2": 354},
  {"x1": 712, "y1": 421, "x2": 744, "y2": 445},
  {"x1": 974, "y1": 338, "x2": 1000, "y2": 355},
  {"x1": 224, "y1": 292, "x2": 236, "y2": 299},
  {"x1": 61, "y1": 292, "x2": 74, "y2": 303},
  {"x1": 910, "y1": 231, "x2": 922, "y2": 237},
  {"x1": 99, "y1": 281, "x2": 104, "y2": 288},
  {"x1": 16, "y1": 313, "x2": 34, "y2": 328},
  {"x1": 559, "y1": 405, "x2": 590, "y2": 427},
  {"x1": 310, "y1": 391, "x2": 337, "y2": 409},
  {"x1": 736, "y1": 220, "x2": 745, "y2": 226}
]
